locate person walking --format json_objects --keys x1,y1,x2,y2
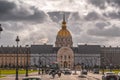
[
  {"x1": 57, "y1": 70, "x2": 61, "y2": 78},
  {"x1": 42, "y1": 68, "x2": 44, "y2": 75},
  {"x1": 51, "y1": 70, "x2": 56, "y2": 79},
  {"x1": 52, "y1": 71, "x2": 56, "y2": 78}
]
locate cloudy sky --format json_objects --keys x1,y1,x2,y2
[{"x1": 0, "y1": 0, "x2": 120, "y2": 47}]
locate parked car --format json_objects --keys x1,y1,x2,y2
[
  {"x1": 93, "y1": 68, "x2": 99, "y2": 74},
  {"x1": 60, "y1": 68, "x2": 65, "y2": 73},
  {"x1": 22, "y1": 76, "x2": 42, "y2": 80},
  {"x1": 102, "y1": 72, "x2": 118, "y2": 80},
  {"x1": 63, "y1": 69, "x2": 72, "y2": 75},
  {"x1": 81, "y1": 69, "x2": 88, "y2": 75},
  {"x1": 118, "y1": 72, "x2": 120, "y2": 80}
]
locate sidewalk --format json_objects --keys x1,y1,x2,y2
[{"x1": 88, "y1": 72, "x2": 102, "y2": 80}]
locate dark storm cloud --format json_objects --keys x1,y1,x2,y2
[
  {"x1": 87, "y1": 0, "x2": 106, "y2": 9},
  {"x1": 2, "y1": 22, "x2": 26, "y2": 32},
  {"x1": 103, "y1": 12, "x2": 120, "y2": 19},
  {"x1": 0, "y1": 1, "x2": 16, "y2": 14},
  {"x1": 88, "y1": 0, "x2": 120, "y2": 9},
  {"x1": 47, "y1": 11, "x2": 70, "y2": 23},
  {"x1": 84, "y1": 11, "x2": 100, "y2": 21},
  {"x1": 68, "y1": 23, "x2": 82, "y2": 35},
  {"x1": 107, "y1": 0, "x2": 120, "y2": 7},
  {"x1": 69, "y1": 12, "x2": 81, "y2": 21},
  {"x1": 0, "y1": 0, "x2": 47, "y2": 22},
  {"x1": 87, "y1": 25, "x2": 120, "y2": 37},
  {"x1": 95, "y1": 22, "x2": 110, "y2": 29}
]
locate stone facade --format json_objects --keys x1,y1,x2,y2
[
  {"x1": 57, "y1": 47, "x2": 74, "y2": 69},
  {"x1": 101, "y1": 46, "x2": 120, "y2": 66},
  {"x1": 1, "y1": 45, "x2": 120, "y2": 68},
  {"x1": 30, "y1": 44, "x2": 101, "y2": 68},
  {"x1": 0, "y1": 46, "x2": 30, "y2": 68}
]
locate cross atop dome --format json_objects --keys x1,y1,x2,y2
[
  {"x1": 63, "y1": 13, "x2": 65, "y2": 22},
  {"x1": 62, "y1": 13, "x2": 67, "y2": 29}
]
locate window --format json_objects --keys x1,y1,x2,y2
[
  {"x1": 69, "y1": 56, "x2": 70, "y2": 59},
  {"x1": 61, "y1": 56, "x2": 62, "y2": 59}
]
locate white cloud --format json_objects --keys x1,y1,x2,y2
[{"x1": 1, "y1": 0, "x2": 120, "y2": 47}]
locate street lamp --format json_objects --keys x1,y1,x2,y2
[
  {"x1": 15, "y1": 36, "x2": 20, "y2": 80},
  {"x1": 0, "y1": 24, "x2": 3, "y2": 35},
  {"x1": 101, "y1": 57, "x2": 105, "y2": 75},
  {"x1": 38, "y1": 54, "x2": 41, "y2": 75},
  {"x1": 73, "y1": 64, "x2": 77, "y2": 75},
  {"x1": 110, "y1": 63, "x2": 113, "y2": 72},
  {"x1": 0, "y1": 24, "x2": 3, "y2": 77},
  {"x1": 25, "y1": 45, "x2": 29, "y2": 77}
]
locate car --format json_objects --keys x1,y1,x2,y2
[
  {"x1": 93, "y1": 68, "x2": 99, "y2": 74},
  {"x1": 102, "y1": 72, "x2": 118, "y2": 80},
  {"x1": 81, "y1": 69, "x2": 88, "y2": 75},
  {"x1": 118, "y1": 72, "x2": 120, "y2": 80},
  {"x1": 60, "y1": 68, "x2": 65, "y2": 73},
  {"x1": 63, "y1": 69, "x2": 72, "y2": 75},
  {"x1": 22, "y1": 76, "x2": 42, "y2": 80}
]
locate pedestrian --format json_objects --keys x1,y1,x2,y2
[
  {"x1": 51, "y1": 69, "x2": 56, "y2": 79},
  {"x1": 52, "y1": 71, "x2": 56, "y2": 78},
  {"x1": 42, "y1": 68, "x2": 44, "y2": 75},
  {"x1": 57, "y1": 70, "x2": 61, "y2": 77}
]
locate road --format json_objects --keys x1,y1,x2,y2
[{"x1": 0, "y1": 71, "x2": 102, "y2": 80}]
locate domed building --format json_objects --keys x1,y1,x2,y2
[
  {"x1": 1, "y1": 13, "x2": 120, "y2": 69},
  {"x1": 55, "y1": 14, "x2": 74, "y2": 68},
  {"x1": 30, "y1": 14, "x2": 101, "y2": 69},
  {"x1": 55, "y1": 14, "x2": 73, "y2": 47}
]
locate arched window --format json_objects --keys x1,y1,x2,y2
[
  {"x1": 69, "y1": 56, "x2": 70, "y2": 59},
  {"x1": 61, "y1": 56, "x2": 62, "y2": 59}
]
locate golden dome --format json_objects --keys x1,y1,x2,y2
[
  {"x1": 57, "y1": 29, "x2": 71, "y2": 37},
  {"x1": 57, "y1": 13, "x2": 71, "y2": 37}
]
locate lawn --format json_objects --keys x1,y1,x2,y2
[
  {"x1": 101, "y1": 69, "x2": 120, "y2": 74},
  {"x1": 0, "y1": 76, "x2": 5, "y2": 78},
  {"x1": 0, "y1": 69, "x2": 37, "y2": 75}
]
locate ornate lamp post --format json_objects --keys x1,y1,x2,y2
[
  {"x1": 0, "y1": 24, "x2": 3, "y2": 35},
  {"x1": 0, "y1": 24, "x2": 3, "y2": 77},
  {"x1": 110, "y1": 63, "x2": 113, "y2": 72},
  {"x1": 25, "y1": 45, "x2": 29, "y2": 77},
  {"x1": 73, "y1": 64, "x2": 77, "y2": 75},
  {"x1": 101, "y1": 57, "x2": 105, "y2": 75},
  {"x1": 15, "y1": 36, "x2": 20, "y2": 80},
  {"x1": 38, "y1": 54, "x2": 41, "y2": 75}
]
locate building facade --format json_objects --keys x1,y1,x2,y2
[
  {"x1": 30, "y1": 15, "x2": 101, "y2": 69},
  {"x1": 0, "y1": 14, "x2": 120, "y2": 69},
  {"x1": 101, "y1": 46, "x2": 120, "y2": 67},
  {"x1": 0, "y1": 46, "x2": 30, "y2": 68}
]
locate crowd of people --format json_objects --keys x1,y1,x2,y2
[
  {"x1": 40, "y1": 68, "x2": 62, "y2": 79},
  {"x1": 49, "y1": 69, "x2": 62, "y2": 78}
]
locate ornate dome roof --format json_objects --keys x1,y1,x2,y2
[
  {"x1": 57, "y1": 29, "x2": 71, "y2": 37},
  {"x1": 57, "y1": 13, "x2": 71, "y2": 37},
  {"x1": 55, "y1": 13, "x2": 73, "y2": 47}
]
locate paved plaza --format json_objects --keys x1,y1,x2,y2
[{"x1": 0, "y1": 71, "x2": 102, "y2": 80}]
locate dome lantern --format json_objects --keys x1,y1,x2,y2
[{"x1": 62, "y1": 13, "x2": 67, "y2": 29}]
